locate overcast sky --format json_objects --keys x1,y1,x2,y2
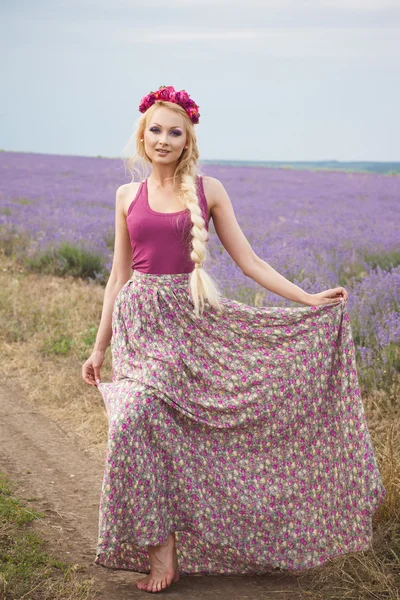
[{"x1": 1, "y1": 0, "x2": 399, "y2": 162}]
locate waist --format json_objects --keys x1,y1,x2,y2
[{"x1": 129, "y1": 270, "x2": 193, "y2": 287}]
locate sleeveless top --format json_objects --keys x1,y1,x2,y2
[{"x1": 126, "y1": 175, "x2": 210, "y2": 274}]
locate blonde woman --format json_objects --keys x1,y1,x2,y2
[{"x1": 81, "y1": 85, "x2": 385, "y2": 594}]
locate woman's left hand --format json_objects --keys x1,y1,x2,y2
[{"x1": 303, "y1": 286, "x2": 348, "y2": 307}]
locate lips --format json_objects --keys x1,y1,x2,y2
[{"x1": 156, "y1": 150, "x2": 170, "y2": 154}]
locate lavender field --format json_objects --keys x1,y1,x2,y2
[{"x1": 1, "y1": 150, "x2": 399, "y2": 393}]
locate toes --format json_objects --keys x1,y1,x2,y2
[
  {"x1": 138, "y1": 573, "x2": 176, "y2": 593},
  {"x1": 136, "y1": 578, "x2": 148, "y2": 590}
]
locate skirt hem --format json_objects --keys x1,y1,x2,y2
[{"x1": 94, "y1": 536, "x2": 377, "y2": 576}]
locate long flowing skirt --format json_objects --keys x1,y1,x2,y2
[{"x1": 94, "y1": 270, "x2": 386, "y2": 575}]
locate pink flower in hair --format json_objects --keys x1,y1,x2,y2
[
  {"x1": 156, "y1": 85, "x2": 175, "y2": 100},
  {"x1": 138, "y1": 91, "x2": 156, "y2": 112}
]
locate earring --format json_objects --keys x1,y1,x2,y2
[{"x1": 140, "y1": 139, "x2": 143, "y2": 142}]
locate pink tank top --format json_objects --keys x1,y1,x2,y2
[{"x1": 126, "y1": 175, "x2": 210, "y2": 274}]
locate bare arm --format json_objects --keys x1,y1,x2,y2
[
  {"x1": 82, "y1": 184, "x2": 134, "y2": 386},
  {"x1": 93, "y1": 184, "x2": 134, "y2": 353},
  {"x1": 206, "y1": 177, "x2": 312, "y2": 304}
]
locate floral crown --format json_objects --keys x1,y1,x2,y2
[{"x1": 138, "y1": 85, "x2": 200, "y2": 124}]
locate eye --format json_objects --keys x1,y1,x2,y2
[{"x1": 149, "y1": 127, "x2": 181, "y2": 136}]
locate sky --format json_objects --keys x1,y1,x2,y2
[{"x1": 1, "y1": 0, "x2": 399, "y2": 162}]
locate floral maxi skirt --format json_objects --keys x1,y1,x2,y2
[{"x1": 95, "y1": 270, "x2": 386, "y2": 575}]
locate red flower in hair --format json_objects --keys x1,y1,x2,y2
[{"x1": 138, "y1": 85, "x2": 200, "y2": 124}]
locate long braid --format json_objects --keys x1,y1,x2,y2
[{"x1": 180, "y1": 173, "x2": 224, "y2": 319}]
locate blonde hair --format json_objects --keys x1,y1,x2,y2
[{"x1": 122, "y1": 99, "x2": 224, "y2": 319}]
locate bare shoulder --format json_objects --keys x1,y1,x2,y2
[
  {"x1": 116, "y1": 181, "x2": 142, "y2": 217},
  {"x1": 201, "y1": 175, "x2": 221, "y2": 196},
  {"x1": 201, "y1": 176, "x2": 229, "y2": 211}
]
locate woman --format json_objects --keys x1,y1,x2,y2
[{"x1": 81, "y1": 85, "x2": 386, "y2": 594}]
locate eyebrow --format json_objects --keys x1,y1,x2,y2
[{"x1": 151, "y1": 122, "x2": 182, "y2": 129}]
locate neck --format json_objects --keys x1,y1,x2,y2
[{"x1": 149, "y1": 163, "x2": 179, "y2": 189}]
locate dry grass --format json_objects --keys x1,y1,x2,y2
[
  {"x1": 0, "y1": 251, "x2": 399, "y2": 599},
  {"x1": 0, "y1": 252, "x2": 111, "y2": 462}
]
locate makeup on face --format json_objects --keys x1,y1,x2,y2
[{"x1": 149, "y1": 123, "x2": 183, "y2": 137}]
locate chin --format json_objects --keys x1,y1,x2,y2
[{"x1": 155, "y1": 155, "x2": 176, "y2": 162}]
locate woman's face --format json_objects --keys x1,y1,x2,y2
[{"x1": 143, "y1": 106, "x2": 188, "y2": 164}]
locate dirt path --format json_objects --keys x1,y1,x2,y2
[{"x1": 0, "y1": 378, "x2": 314, "y2": 599}]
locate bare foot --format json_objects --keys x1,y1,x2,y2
[{"x1": 136, "y1": 532, "x2": 180, "y2": 593}]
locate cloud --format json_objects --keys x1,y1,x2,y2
[
  {"x1": 2, "y1": 0, "x2": 399, "y2": 64},
  {"x1": 86, "y1": 0, "x2": 400, "y2": 9},
  {"x1": 127, "y1": 30, "x2": 261, "y2": 42},
  {"x1": 111, "y1": 25, "x2": 398, "y2": 61}
]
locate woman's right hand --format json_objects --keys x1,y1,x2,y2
[{"x1": 82, "y1": 350, "x2": 106, "y2": 387}]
